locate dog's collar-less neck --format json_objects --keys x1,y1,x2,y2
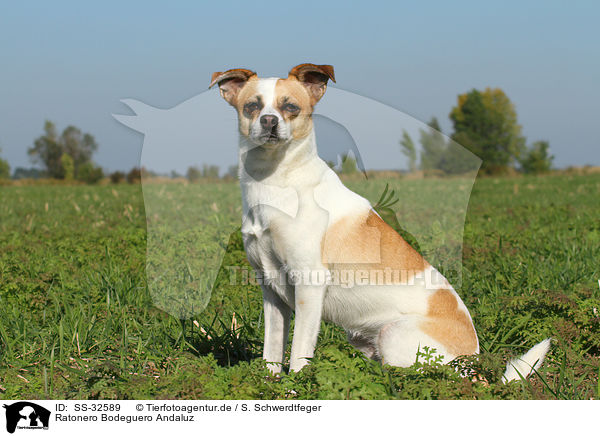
[{"x1": 238, "y1": 130, "x2": 318, "y2": 183}]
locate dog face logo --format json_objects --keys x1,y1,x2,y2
[
  {"x1": 113, "y1": 68, "x2": 481, "y2": 319},
  {"x1": 3, "y1": 402, "x2": 50, "y2": 433},
  {"x1": 209, "y1": 64, "x2": 335, "y2": 148}
]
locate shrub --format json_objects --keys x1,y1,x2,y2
[
  {"x1": 126, "y1": 168, "x2": 141, "y2": 184},
  {"x1": 340, "y1": 154, "x2": 358, "y2": 174},
  {"x1": 77, "y1": 162, "x2": 104, "y2": 184},
  {"x1": 0, "y1": 158, "x2": 10, "y2": 180},
  {"x1": 110, "y1": 171, "x2": 125, "y2": 184},
  {"x1": 11, "y1": 167, "x2": 45, "y2": 179},
  {"x1": 520, "y1": 140, "x2": 554, "y2": 174},
  {"x1": 186, "y1": 166, "x2": 202, "y2": 182},
  {"x1": 60, "y1": 153, "x2": 74, "y2": 180}
]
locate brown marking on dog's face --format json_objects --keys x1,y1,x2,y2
[
  {"x1": 421, "y1": 289, "x2": 478, "y2": 357},
  {"x1": 274, "y1": 77, "x2": 314, "y2": 140},
  {"x1": 321, "y1": 210, "x2": 429, "y2": 283},
  {"x1": 211, "y1": 64, "x2": 334, "y2": 145},
  {"x1": 234, "y1": 79, "x2": 263, "y2": 137}
]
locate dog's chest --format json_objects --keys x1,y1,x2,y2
[
  {"x1": 240, "y1": 180, "x2": 329, "y2": 273},
  {"x1": 241, "y1": 182, "x2": 296, "y2": 252}
]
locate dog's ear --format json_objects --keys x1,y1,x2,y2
[
  {"x1": 209, "y1": 68, "x2": 256, "y2": 106},
  {"x1": 288, "y1": 63, "x2": 335, "y2": 104}
]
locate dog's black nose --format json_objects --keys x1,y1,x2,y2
[{"x1": 260, "y1": 115, "x2": 278, "y2": 130}]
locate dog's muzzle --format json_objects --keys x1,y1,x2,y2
[{"x1": 259, "y1": 115, "x2": 280, "y2": 143}]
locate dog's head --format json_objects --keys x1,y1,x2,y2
[{"x1": 210, "y1": 63, "x2": 335, "y2": 147}]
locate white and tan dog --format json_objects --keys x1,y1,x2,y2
[{"x1": 210, "y1": 63, "x2": 550, "y2": 382}]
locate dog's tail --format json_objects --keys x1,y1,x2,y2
[{"x1": 501, "y1": 338, "x2": 552, "y2": 383}]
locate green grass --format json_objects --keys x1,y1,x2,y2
[{"x1": 0, "y1": 174, "x2": 599, "y2": 399}]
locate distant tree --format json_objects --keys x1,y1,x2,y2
[
  {"x1": 170, "y1": 170, "x2": 183, "y2": 179},
  {"x1": 0, "y1": 160, "x2": 11, "y2": 179},
  {"x1": 399, "y1": 131, "x2": 417, "y2": 172},
  {"x1": 110, "y1": 171, "x2": 125, "y2": 184},
  {"x1": 0, "y1": 148, "x2": 10, "y2": 179},
  {"x1": 520, "y1": 140, "x2": 554, "y2": 174},
  {"x1": 127, "y1": 167, "x2": 141, "y2": 184},
  {"x1": 28, "y1": 121, "x2": 62, "y2": 178},
  {"x1": 450, "y1": 88, "x2": 526, "y2": 174},
  {"x1": 12, "y1": 167, "x2": 45, "y2": 179},
  {"x1": 186, "y1": 166, "x2": 202, "y2": 182},
  {"x1": 437, "y1": 142, "x2": 481, "y2": 175},
  {"x1": 140, "y1": 167, "x2": 156, "y2": 179},
  {"x1": 61, "y1": 153, "x2": 74, "y2": 181},
  {"x1": 202, "y1": 164, "x2": 219, "y2": 179},
  {"x1": 340, "y1": 153, "x2": 358, "y2": 174},
  {"x1": 226, "y1": 165, "x2": 239, "y2": 179},
  {"x1": 419, "y1": 117, "x2": 447, "y2": 171},
  {"x1": 61, "y1": 125, "x2": 98, "y2": 174},
  {"x1": 28, "y1": 120, "x2": 99, "y2": 179},
  {"x1": 77, "y1": 162, "x2": 104, "y2": 184}
]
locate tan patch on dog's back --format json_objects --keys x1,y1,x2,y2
[
  {"x1": 321, "y1": 210, "x2": 429, "y2": 283},
  {"x1": 421, "y1": 289, "x2": 478, "y2": 357}
]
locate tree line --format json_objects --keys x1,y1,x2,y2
[
  {"x1": 400, "y1": 87, "x2": 553, "y2": 175},
  {"x1": 1, "y1": 121, "x2": 106, "y2": 183},
  {"x1": 0, "y1": 120, "x2": 237, "y2": 184},
  {"x1": 0, "y1": 87, "x2": 555, "y2": 182}
]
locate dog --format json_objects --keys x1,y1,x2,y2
[{"x1": 209, "y1": 63, "x2": 550, "y2": 382}]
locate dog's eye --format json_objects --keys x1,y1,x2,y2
[
  {"x1": 283, "y1": 103, "x2": 300, "y2": 114},
  {"x1": 244, "y1": 102, "x2": 259, "y2": 113}
]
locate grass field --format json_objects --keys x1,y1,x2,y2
[{"x1": 1, "y1": 174, "x2": 599, "y2": 399}]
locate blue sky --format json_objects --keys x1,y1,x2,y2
[{"x1": 1, "y1": 0, "x2": 599, "y2": 172}]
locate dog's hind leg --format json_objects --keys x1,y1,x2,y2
[
  {"x1": 346, "y1": 330, "x2": 380, "y2": 360},
  {"x1": 377, "y1": 316, "x2": 455, "y2": 367}
]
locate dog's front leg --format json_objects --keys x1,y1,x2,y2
[
  {"x1": 289, "y1": 283, "x2": 326, "y2": 373},
  {"x1": 262, "y1": 285, "x2": 292, "y2": 374}
]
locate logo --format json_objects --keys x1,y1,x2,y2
[
  {"x1": 3, "y1": 402, "x2": 50, "y2": 434},
  {"x1": 113, "y1": 86, "x2": 481, "y2": 320}
]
